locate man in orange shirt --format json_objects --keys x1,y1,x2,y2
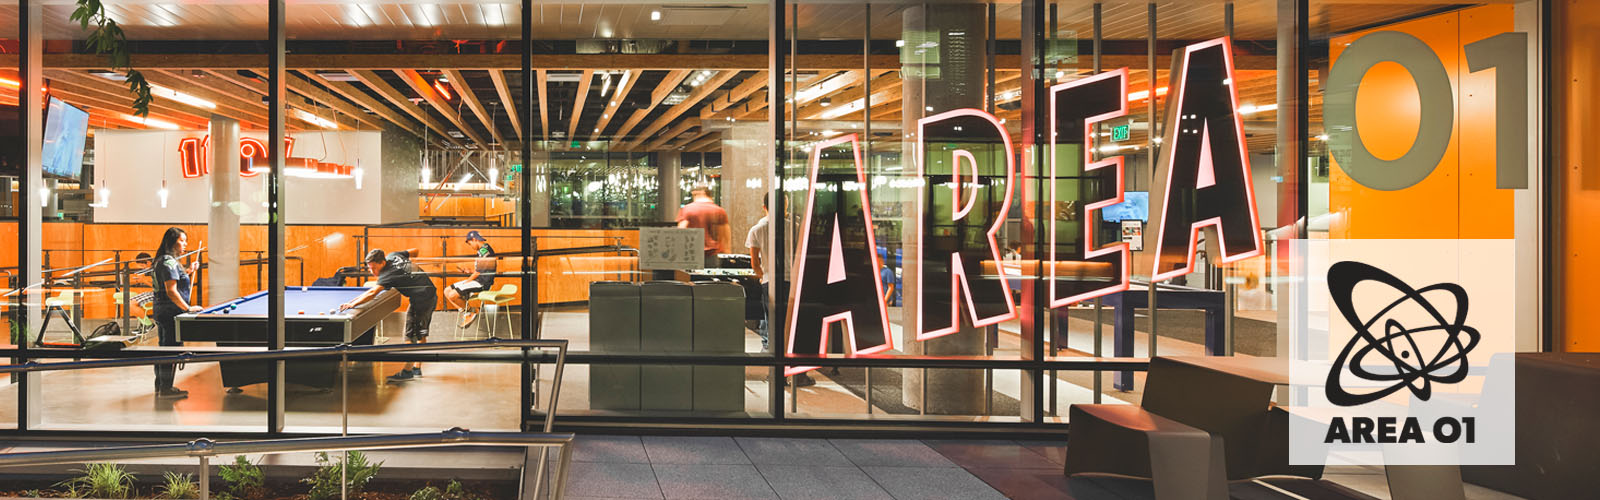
[{"x1": 677, "y1": 184, "x2": 731, "y2": 268}]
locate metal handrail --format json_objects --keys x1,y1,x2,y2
[
  {"x1": 0, "y1": 338, "x2": 569, "y2": 433},
  {"x1": 0, "y1": 428, "x2": 576, "y2": 500}
]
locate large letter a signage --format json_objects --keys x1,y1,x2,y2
[
  {"x1": 1151, "y1": 38, "x2": 1263, "y2": 280},
  {"x1": 785, "y1": 135, "x2": 894, "y2": 376}
]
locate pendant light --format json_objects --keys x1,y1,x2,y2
[
  {"x1": 352, "y1": 119, "x2": 364, "y2": 190},
  {"x1": 158, "y1": 136, "x2": 169, "y2": 208}
]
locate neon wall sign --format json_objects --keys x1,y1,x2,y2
[
  {"x1": 176, "y1": 135, "x2": 295, "y2": 178},
  {"x1": 784, "y1": 37, "x2": 1263, "y2": 374}
]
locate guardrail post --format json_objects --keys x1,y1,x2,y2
[
  {"x1": 198, "y1": 456, "x2": 209, "y2": 500},
  {"x1": 553, "y1": 439, "x2": 574, "y2": 499},
  {"x1": 521, "y1": 446, "x2": 545, "y2": 500}
]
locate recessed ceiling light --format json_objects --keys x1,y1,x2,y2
[{"x1": 651, "y1": 10, "x2": 661, "y2": 21}]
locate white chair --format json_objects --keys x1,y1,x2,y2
[{"x1": 466, "y1": 284, "x2": 518, "y2": 339}]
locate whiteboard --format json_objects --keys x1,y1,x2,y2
[{"x1": 639, "y1": 227, "x2": 705, "y2": 270}]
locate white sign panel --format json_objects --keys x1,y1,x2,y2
[
  {"x1": 1289, "y1": 239, "x2": 1516, "y2": 466},
  {"x1": 639, "y1": 227, "x2": 705, "y2": 270}
]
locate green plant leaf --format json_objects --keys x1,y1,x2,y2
[{"x1": 73, "y1": 0, "x2": 151, "y2": 117}]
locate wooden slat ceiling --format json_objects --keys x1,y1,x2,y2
[{"x1": 0, "y1": 1, "x2": 1474, "y2": 152}]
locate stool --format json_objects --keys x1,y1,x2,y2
[
  {"x1": 36, "y1": 291, "x2": 84, "y2": 347},
  {"x1": 466, "y1": 284, "x2": 517, "y2": 339}
]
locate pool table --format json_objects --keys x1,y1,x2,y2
[{"x1": 176, "y1": 286, "x2": 402, "y2": 391}]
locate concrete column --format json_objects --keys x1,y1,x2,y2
[
  {"x1": 721, "y1": 124, "x2": 767, "y2": 252},
  {"x1": 528, "y1": 149, "x2": 550, "y2": 227},
  {"x1": 379, "y1": 123, "x2": 422, "y2": 224},
  {"x1": 20, "y1": 0, "x2": 43, "y2": 428},
  {"x1": 900, "y1": 4, "x2": 991, "y2": 415},
  {"x1": 657, "y1": 151, "x2": 682, "y2": 222},
  {"x1": 207, "y1": 116, "x2": 242, "y2": 304}
]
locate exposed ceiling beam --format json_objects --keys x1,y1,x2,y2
[
  {"x1": 620, "y1": 70, "x2": 736, "y2": 150},
  {"x1": 794, "y1": 71, "x2": 862, "y2": 107},
  {"x1": 817, "y1": 84, "x2": 905, "y2": 121},
  {"x1": 642, "y1": 118, "x2": 699, "y2": 151},
  {"x1": 44, "y1": 71, "x2": 213, "y2": 129},
  {"x1": 349, "y1": 69, "x2": 463, "y2": 147},
  {"x1": 610, "y1": 69, "x2": 689, "y2": 143},
  {"x1": 565, "y1": 69, "x2": 594, "y2": 141},
  {"x1": 589, "y1": 70, "x2": 639, "y2": 141},
  {"x1": 734, "y1": 91, "x2": 769, "y2": 120},
  {"x1": 141, "y1": 70, "x2": 268, "y2": 127},
  {"x1": 45, "y1": 84, "x2": 207, "y2": 130},
  {"x1": 201, "y1": 69, "x2": 266, "y2": 97},
  {"x1": 797, "y1": 72, "x2": 903, "y2": 120},
  {"x1": 684, "y1": 134, "x2": 720, "y2": 153},
  {"x1": 397, "y1": 69, "x2": 489, "y2": 148},
  {"x1": 664, "y1": 129, "x2": 710, "y2": 151},
  {"x1": 536, "y1": 70, "x2": 550, "y2": 142},
  {"x1": 298, "y1": 70, "x2": 423, "y2": 136},
  {"x1": 284, "y1": 74, "x2": 385, "y2": 130},
  {"x1": 4, "y1": 53, "x2": 1277, "y2": 71},
  {"x1": 202, "y1": 69, "x2": 358, "y2": 129},
  {"x1": 708, "y1": 70, "x2": 768, "y2": 113},
  {"x1": 488, "y1": 70, "x2": 523, "y2": 138},
  {"x1": 443, "y1": 70, "x2": 504, "y2": 145}
]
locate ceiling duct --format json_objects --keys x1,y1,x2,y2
[
  {"x1": 662, "y1": 85, "x2": 692, "y2": 105},
  {"x1": 316, "y1": 71, "x2": 359, "y2": 82}
]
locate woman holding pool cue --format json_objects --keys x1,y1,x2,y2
[{"x1": 151, "y1": 227, "x2": 201, "y2": 399}]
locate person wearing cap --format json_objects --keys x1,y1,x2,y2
[
  {"x1": 341, "y1": 247, "x2": 437, "y2": 382},
  {"x1": 444, "y1": 230, "x2": 498, "y2": 327}
]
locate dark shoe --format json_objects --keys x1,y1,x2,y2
[
  {"x1": 226, "y1": 387, "x2": 243, "y2": 394},
  {"x1": 157, "y1": 388, "x2": 189, "y2": 399},
  {"x1": 386, "y1": 369, "x2": 415, "y2": 383},
  {"x1": 795, "y1": 373, "x2": 816, "y2": 387}
]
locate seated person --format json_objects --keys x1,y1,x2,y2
[
  {"x1": 444, "y1": 230, "x2": 498, "y2": 327},
  {"x1": 130, "y1": 252, "x2": 156, "y2": 309}
]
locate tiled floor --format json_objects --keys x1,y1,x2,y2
[
  {"x1": 564, "y1": 435, "x2": 1057, "y2": 500},
  {"x1": 562, "y1": 435, "x2": 1529, "y2": 500}
]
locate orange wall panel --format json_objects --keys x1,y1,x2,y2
[
  {"x1": 1327, "y1": 6, "x2": 1514, "y2": 240},
  {"x1": 1557, "y1": 0, "x2": 1600, "y2": 351}
]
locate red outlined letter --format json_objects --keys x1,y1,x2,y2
[
  {"x1": 239, "y1": 137, "x2": 268, "y2": 177},
  {"x1": 1151, "y1": 37, "x2": 1263, "y2": 282},
  {"x1": 784, "y1": 134, "x2": 894, "y2": 376},
  {"x1": 1049, "y1": 68, "x2": 1132, "y2": 307},
  {"x1": 177, "y1": 137, "x2": 207, "y2": 178},
  {"x1": 914, "y1": 109, "x2": 1017, "y2": 341}
]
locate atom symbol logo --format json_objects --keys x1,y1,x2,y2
[{"x1": 1326, "y1": 261, "x2": 1481, "y2": 407}]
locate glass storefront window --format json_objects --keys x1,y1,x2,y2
[{"x1": 0, "y1": 0, "x2": 1552, "y2": 434}]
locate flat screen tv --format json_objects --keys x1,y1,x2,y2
[
  {"x1": 41, "y1": 97, "x2": 90, "y2": 180},
  {"x1": 1100, "y1": 191, "x2": 1149, "y2": 222}
]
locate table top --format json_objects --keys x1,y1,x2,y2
[
  {"x1": 195, "y1": 286, "x2": 373, "y2": 317},
  {"x1": 688, "y1": 268, "x2": 756, "y2": 277},
  {"x1": 1165, "y1": 355, "x2": 1290, "y2": 385}
]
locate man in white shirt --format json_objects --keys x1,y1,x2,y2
[{"x1": 745, "y1": 194, "x2": 771, "y2": 351}]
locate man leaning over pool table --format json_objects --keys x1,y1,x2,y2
[{"x1": 340, "y1": 248, "x2": 438, "y2": 383}]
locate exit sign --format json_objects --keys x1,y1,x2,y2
[{"x1": 1111, "y1": 124, "x2": 1131, "y2": 142}]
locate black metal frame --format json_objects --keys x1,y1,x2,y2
[{"x1": 0, "y1": 0, "x2": 1551, "y2": 438}]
